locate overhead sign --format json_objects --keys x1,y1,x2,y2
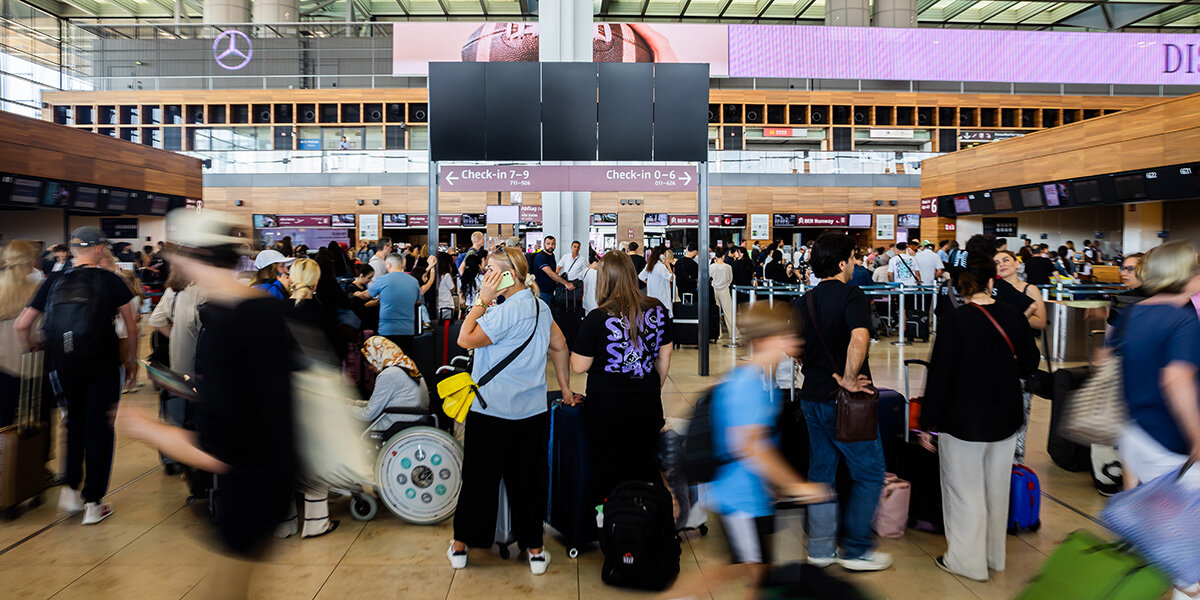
[
  {"x1": 100, "y1": 218, "x2": 138, "y2": 240},
  {"x1": 920, "y1": 197, "x2": 939, "y2": 218},
  {"x1": 408, "y1": 214, "x2": 429, "y2": 227},
  {"x1": 960, "y1": 131, "x2": 1025, "y2": 142},
  {"x1": 213, "y1": 30, "x2": 253, "y2": 71},
  {"x1": 253, "y1": 214, "x2": 330, "y2": 228},
  {"x1": 796, "y1": 214, "x2": 849, "y2": 227},
  {"x1": 519, "y1": 205, "x2": 542, "y2": 225},
  {"x1": 983, "y1": 217, "x2": 1019, "y2": 237},
  {"x1": 869, "y1": 129, "x2": 915, "y2": 140},
  {"x1": 763, "y1": 128, "x2": 795, "y2": 137},
  {"x1": 439, "y1": 165, "x2": 697, "y2": 192}
]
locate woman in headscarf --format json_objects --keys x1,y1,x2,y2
[{"x1": 356, "y1": 336, "x2": 430, "y2": 437}]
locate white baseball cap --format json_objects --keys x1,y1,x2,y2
[{"x1": 254, "y1": 249, "x2": 296, "y2": 270}]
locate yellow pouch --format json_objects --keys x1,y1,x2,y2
[{"x1": 437, "y1": 371, "x2": 481, "y2": 423}]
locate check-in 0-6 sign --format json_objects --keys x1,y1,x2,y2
[{"x1": 438, "y1": 165, "x2": 697, "y2": 192}]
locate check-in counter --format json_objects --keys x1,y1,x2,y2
[{"x1": 1044, "y1": 300, "x2": 1108, "y2": 363}]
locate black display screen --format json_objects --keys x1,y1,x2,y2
[
  {"x1": 991, "y1": 190, "x2": 1013, "y2": 211},
  {"x1": 74, "y1": 186, "x2": 99, "y2": 209},
  {"x1": 1114, "y1": 174, "x2": 1148, "y2": 201},
  {"x1": 461, "y1": 213, "x2": 486, "y2": 227},
  {"x1": 106, "y1": 190, "x2": 129, "y2": 212},
  {"x1": 542, "y1": 63, "x2": 599, "y2": 161},
  {"x1": 10, "y1": 177, "x2": 41, "y2": 205},
  {"x1": 484, "y1": 62, "x2": 541, "y2": 161},
  {"x1": 1019, "y1": 187, "x2": 1044, "y2": 208},
  {"x1": 598, "y1": 62, "x2": 653, "y2": 161},
  {"x1": 1072, "y1": 179, "x2": 1102, "y2": 204},
  {"x1": 428, "y1": 62, "x2": 486, "y2": 161}
]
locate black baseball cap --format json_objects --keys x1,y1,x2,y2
[{"x1": 69, "y1": 226, "x2": 107, "y2": 248}]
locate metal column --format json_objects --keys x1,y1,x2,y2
[
  {"x1": 697, "y1": 161, "x2": 710, "y2": 376},
  {"x1": 428, "y1": 161, "x2": 439, "y2": 249}
]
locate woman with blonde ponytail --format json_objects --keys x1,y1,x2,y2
[
  {"x1": 0, "y1": 241, "x2": 41, "y2": 425},
  {"x1": 447, "y1": 245, "x2": 575, "y2": 575}
]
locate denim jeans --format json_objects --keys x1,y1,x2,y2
[{"x1": 800, "y1": 399, "x2": 886, "y2": 561}]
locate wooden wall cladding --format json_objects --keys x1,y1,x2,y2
[
  {"x1": 921, "y1": 93, "x2": 1200, "y2": 198},
  {"x1": 0, "y1": 109, "x2": 201, "y2": 197}
]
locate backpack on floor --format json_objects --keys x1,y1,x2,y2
[
  {"x1": 599, "y1": 480, "x2": 681, "y2": 591},
  {"x1": 1008, "y1": 464, "x2": 1042, "y2": 534}
]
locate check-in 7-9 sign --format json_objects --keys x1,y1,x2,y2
[{"x1": 439, "y1": 165, "x2": 697, "y2": 192}]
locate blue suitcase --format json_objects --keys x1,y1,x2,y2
[
  {"x1": 1008, "y1": 464, "x2": 1042, "y2": 534},
  {"x1": 877, "y1": 388, "x2": 908, "y2": 442},
  {"x1": 546, "y1": 392, "x2": 598, "y2": 558}
]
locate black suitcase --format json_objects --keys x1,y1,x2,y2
[
  {"x1": 546, "y1": 392, "x2": 598, "y2": 557},
  {"x1": 877, "y1": 388, "x2": 908, "y2": 443},
  {"x1": 888, "y1": 437, "x2": 943, "y2": 533},
  {"x1": 434, "y1": 319, "x2": 468, "y2": 367},
  {"x1": 1048, "y1": 367, "x2": 1093, "y2": 472},
  {"x1": 672, "y1": 298, "x2": 718, "y2": 347},
  {"x1": 904, "y1": 310, "x2": 930, "y2": 342},
  {"x1": 552, "y1": 295, "x2": 585, "y2": 352}
]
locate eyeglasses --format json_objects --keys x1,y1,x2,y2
[{"x1": 1119, "y1": 266, "x2": 1136, "y2": 272}]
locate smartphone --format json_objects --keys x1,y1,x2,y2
[{"x1": 497, "y1": 270, "x2": 516, "y2": 291}]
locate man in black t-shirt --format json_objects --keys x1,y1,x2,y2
[
  {"x1": 792, "y1": 232, "x2": 891, "y2": 572},
  {"x1": 533, "y1": 236, "x2": 574, "y2": 305},
  {"x1": 14, "y1": 227, "x2": 137, "y2": 526},
  {"x1": 627, "y1": 242, "x2": 647, "y2": 289},
  {"x1": 729, "y1": 246, "x2": 753, "y2": 303},
  {"x1": 674, "y1": 244, "x2": 699, "y2": 299}
]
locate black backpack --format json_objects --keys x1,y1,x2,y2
[
  {"x1": 680, "y1": 384, "x2": 725, "y2": 484},
  {"x1": 599, "y1": 480, "x2": 680, "y2": 590},
  {"x1": 42, "y1": 268, "x2": 114, "y2": 365}
]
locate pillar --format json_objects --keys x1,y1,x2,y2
[
  {"x1": 873, "y1": 0, "x2": 917, "y2": 27},
  {"x1": 1122, "y1": 201, "x2": 1163, "y2": 254},
  {"x1": 252, "y1": 0, "x2": 298, "y2": 23},
  {"x1": 539, "y1": 0, "x2": 592, "y2": 255},
  {"x1": 204, "y1": 0, "x2": 248, "y2": 23},
  {"x1": 825, "y1": 0, "x2": 870, "y2": 27}
]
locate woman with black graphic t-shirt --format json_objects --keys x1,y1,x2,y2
[{"x1": 572, "y1": 251, "x2": 673, "y2": 503}]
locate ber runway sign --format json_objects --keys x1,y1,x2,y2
[{"x1": 439, "y1": 165, "x2": 697, "y2": 192}]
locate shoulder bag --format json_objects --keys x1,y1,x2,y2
[
  {"x1": 438, "y1": 300, "x2": 541, "y2": 423},
  {"x1": 805, "y1": 294, "x2": 878, "y2": 442},
  {"x1": 1058, "y1": 347, "x2": 1125, "y2": 447}
]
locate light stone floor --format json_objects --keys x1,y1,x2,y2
[{"x1": 0, "y1": 336, "x2": 1116, "y2": 600}]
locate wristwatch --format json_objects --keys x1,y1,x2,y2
[{"x1": 474, "y1": 297, "x2": 487, "y2": 308}]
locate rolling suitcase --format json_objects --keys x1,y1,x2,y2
[
  {"x1": 904, "y1": 309, "x2": 930, "y2": 342},
  {"x1": 1048, "y1": 367, "x2": 1093, "y2": 472},
  {"x1": 0, "y1": 351, "x2": 50, "y2": 518},
  {"x1": 1016, "y1": 530, "x2": 1170, "y2": 600},
  {"x1": 890, "y1": 436, "x2": 943, "y2": 533},
  {"x1": 1008, "y1": 464, "x2": 1042, "y2": 534},
  {"x1": 546, "y1": 391, "x2": 598, "y2": 557},
  {"x1": 672, "y1": 294, "x2": 718, "y2": 348},
  {"x1": 552, "y1": 290, "x2": 585, "y2": 351},
  {"x1": 877, "y1": 388, "x2": 908, "y2": 443}
]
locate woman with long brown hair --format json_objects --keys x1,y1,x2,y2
[
  {"x1": 639, "y1": 244, "x2": 675, "y2": 316},
  {"x1": 572, "y1": 251, "x2": 674, "y2": 504}
]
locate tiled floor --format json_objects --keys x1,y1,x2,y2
[{"x1": 0, "y1": 338, "x2": 1116, "y2": 600}]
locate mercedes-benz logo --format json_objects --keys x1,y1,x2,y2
[{"x1": 213, "y1": 30, "x2": 253, "y2": 71}]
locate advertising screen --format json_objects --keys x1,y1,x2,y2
[
  {"x1": 644, "y1": 213, "x2": 669, "y2": 227},
  {"x1": 383, "y1": 213, "x2": 407, "y2": 227},
  {"x1": 42, "y1": 182, "x2": 71, "y2": 207},
  {"x1": 721, "y1": 214, "x2": 747, "y2": 227},
  {"x1": 1043, "y1": 184, "x2": 1060, "y2": 207},
  {"x1": 331, "y1": 214, "x2": 356, "y2": 228},
  {"x1": 591, "y1": 213, "x2": 617, "y2": 225},
  {"x1": 394, "y1": 23, "x2": 729, "y2": 77},
  {"x1": 991, "y1": 190, "x2": 1013, "y2": 211},
  {"x1": 1019, "y1": 187, "x2": 1044, "y2": 208},
  {"x1": 485, "y1": 205, "x2": 520, "y2": 224},
  {"x1": 848, "y1": 213, "x2": 872, "y2": 228},
  {"x1": 953, "y1": 195, "x2": 971, "y2": 214},
  {"x1": 898, "y1": 214, "x2": 920, "y2": 229},
  {"x1": 1114, "y1": 174, "x2": 1148, "y2": 201}
]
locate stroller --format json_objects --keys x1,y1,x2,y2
[{"x1": 343, "y1": 337, "x2": 465, "y2": 524}]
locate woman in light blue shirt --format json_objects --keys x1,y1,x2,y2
[{"x1": 447, "y1": 246, "x2": 576, "y2": 576}]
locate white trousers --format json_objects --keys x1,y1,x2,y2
[
  {"x1": 939, "y1": 431, "x2": 1018, "y2": 581},
  {"x1": 713, "y1": 287, "x2": 738, "y2": 340}
]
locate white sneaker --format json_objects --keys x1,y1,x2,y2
[
  {"x1": 81, "y1": 502, "x2": 113, "y2": 525},
  {"x1": 806, "y1": 553, "x2": 838, "y2": 568},
  {"x1": 447, "y1": 543, "x2": 467, "y2": 569},
  {"x1": 1172, "y1": 584, "x2": 1200, "y2": 600},
  {"x1": 528, "y1": 549, "x2": 550, "y2": 575},
  {"x1": 837, "y1": 550, "x2": 893, "y2": 572},
  {"x1": 58, "y1": 487, "x2": 83, "y2": 515}
]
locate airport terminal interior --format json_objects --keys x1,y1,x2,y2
[{"x1": 2, "y1": 0, "x2": 1200, "y2": 598}]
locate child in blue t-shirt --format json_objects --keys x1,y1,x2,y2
[{"x1": 670, "y1": 303, "x2": 833, "y2": 599}]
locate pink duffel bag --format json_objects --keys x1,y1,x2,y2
[{"x1": 873, "y1": 473, "x2": 911, "y2": 539}]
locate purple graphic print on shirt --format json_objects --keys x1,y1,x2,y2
[{"x1": 603, "y1": 304, "x2": 668, "y2": 378}]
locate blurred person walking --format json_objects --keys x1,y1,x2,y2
[
  {"x1": 447, "y1": 247, "x2": 575, "y2": 575},
  {"x1": 917, "y1": 251, "x2": 1040, "y2": 582},
  {"x1": 117, "y1": 209, "x2": 299, "y2": 599},
  {"x1": 0, "y1": 241, "x2": 41, "y2": 426},
  {"x1": 668, "y1": 303, "x2": 833, "y2": 600},
  {"x1": 571, "y1": 251, "x2": 673, "y2": 504},
  {"x1": 15, "y1": 227, "x2": 138, "y2": 525},
  {"x1": 146, "y1": 269, "x2": 206, "y2": 473},
  {"x1": 1106, "y1": 242, "x2": 1200, "y2": 600},
  {"x1": 795, "y1": 233, "x2": 891, "y2": 572}
]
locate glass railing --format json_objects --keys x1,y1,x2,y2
[{"x1": 188, "y1": 149, "x2": 940, "y2": 176}]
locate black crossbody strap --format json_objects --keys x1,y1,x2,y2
[{"x1": 477, "y1": 298, "x2": 541, "y2": 388}]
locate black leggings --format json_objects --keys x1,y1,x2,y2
[{"x1": 453, "y1": 410, "x2": 549, "y2": 551}]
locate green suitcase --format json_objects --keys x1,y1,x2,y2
[{"x1": 1018, "y1": 530, "x2": 1171, "y2": 600}]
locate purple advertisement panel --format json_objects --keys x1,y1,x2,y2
[{"x1": 728, "y1": 25, "x2": 1200, "y2": 85}]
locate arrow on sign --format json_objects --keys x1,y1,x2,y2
[
  {"x1": 681, "y1": 171, "x2": 692, "y2": 186},
  {"x1": 445, "y1": 171, "x2": 458, "y2": 185}
]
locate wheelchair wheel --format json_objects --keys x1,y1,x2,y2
[
  {"x1": 375, "y1": 426, "x2": 463, "y2": 525},
  {"x1": 350, "y1": 493, "x2": 378, "y2": 521}
]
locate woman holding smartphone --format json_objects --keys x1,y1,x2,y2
[{"x1": 447, "y1": 246, "x2": 576, "y2": 575}]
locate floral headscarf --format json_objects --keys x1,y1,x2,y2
[{"x1": 361, "y1": 336, "x2": 422, "y2": 380}]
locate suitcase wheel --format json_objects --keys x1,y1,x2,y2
[
  {"x1": 497, "y1": 543, "x2": 511, "y2": 560},
  {"x1": 1029, "y1": 520, "x2": 1041, "y2": 532},
  {"x1": 350, "y1": 493, "x2": 378, "y2": 522},
  {"x1": 698, "y1": 524, "x2": 709, "y2": 536},
  {"x1": 568, "y1": 547, "x2": 579, "y2": 559},
  {"x1": 29, "y1": 494, "x2": 44, "y2": 509}
]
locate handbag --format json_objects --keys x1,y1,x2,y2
[
  {"x1": 1058, "y1": 321, "x2": 1126, "y2": 446},
  {"x1": 1101, "y1": 461, "x2": 1200, "y2": 583},
  {"x1": 437, "y1": 300, "x2": 540, "y2": 423},
  {"x1": 805, "y1": 294, "x2": 878, "y2": 443}
]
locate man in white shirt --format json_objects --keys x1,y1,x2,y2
[
  {"x1": 914, "y1": 242, "x2": 944, "y2": 285},
  {"x1": 887, "y1": 242, "x2": 920, "y2": 286},
  {"x1": 710, "y1": 248, "x2": 737, "y2": 341},
  {"x1": 582, "y1": 254, "x2": 599, "y2": 313},
  {"x1": 369, "y1": 237, "x2": 393, "y2": 279},
  {"x1": 558, "y1": 240, "x2": 588, "y2": 283}
]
